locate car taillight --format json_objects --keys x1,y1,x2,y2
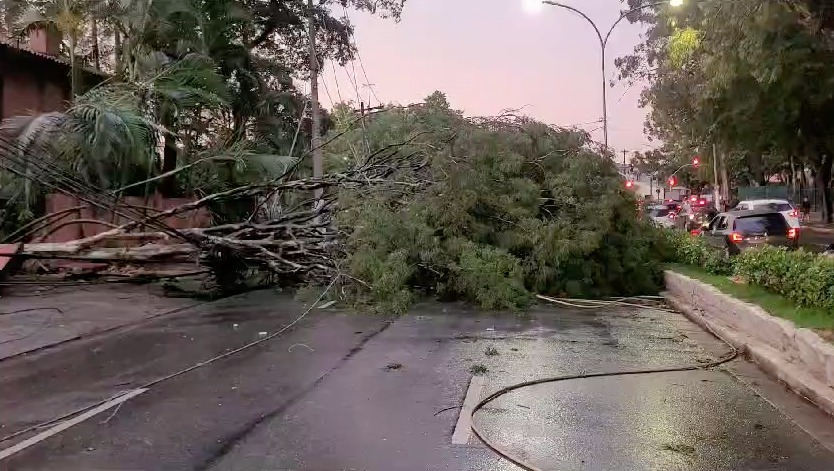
[
  {"x1": 690, "y1": 229, "x2": 701, "y2": 236},
  {"x1": 788, "y1": 228, "x2": 798, "y2": 239},
  {"x1": 698, "y1": 200, "x2": 706, "y2": 206},
  {"x1": 730, "y1": 232, "x2": 744, "y2": 243},
  {"x1": 668, "y1": 212, "x2": 676, "y2": 219},
  {"x1": 789, "y1": 210, "x2": 798, "y2": 218}
]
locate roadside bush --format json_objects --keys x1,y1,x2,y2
[
  {"x1": 663, "y1": 229, "x2": 733, "y2": 275},
  {"x1": 734, "y1": 246, "x2": 834, "y2": 310}
]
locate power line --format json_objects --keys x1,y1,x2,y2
[
  {"x1": 341, "y1": 5, "x2": 376, "y2": 107},
  {"x1": 0, "y1": 134, "x2": 188, "y2": 242}
]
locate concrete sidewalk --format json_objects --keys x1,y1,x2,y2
[
  {"x1": 806, "y1": 223, "x2": 834, "y2": 234},
  {"x1": 0, "y1": 284, "x2": 199, "y2": 361},
  {"x1": 804, "y1": 212, "x2": 834, "y2": 232}
]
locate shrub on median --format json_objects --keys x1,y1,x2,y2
[
  {"x1": 662, "y1": 227, "x2": 834, "y2": 312},
  {"x1": 734, "y1": 246, "x2": 834, "y2": 311},
  {"x1": 662, "y1": 229, "x2": 733, "y2": 275}
]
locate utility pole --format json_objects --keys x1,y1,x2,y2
[
  {"x1": 622, "y1": 150, "x2": 627, "y2": 168},
  {"x1": 307, "y1": 0, "x2": 323, "y2": 205}
]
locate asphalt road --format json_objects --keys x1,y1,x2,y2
[
  {"x1": 1, "y1": 290, "x2": 834, "y2": 470},
  {"x1": 801, "y1": 226, "x2": 834, "y2": 252}
]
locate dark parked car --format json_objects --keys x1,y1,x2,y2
[{"x1": 700, "y1": 209, "x2": 799, "y2": 256}]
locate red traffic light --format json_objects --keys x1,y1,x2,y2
[
  {"x1": 692, "y1": 156, "x2": 700, "y2": 168},
  {"x1": 668, "y1": 176, "x2": 677, "y2": 186},
  {"x1": 625, "y1": 180, "x2": 634, "y2": 188}
]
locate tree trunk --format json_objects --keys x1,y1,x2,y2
[
  {"x1": 114, "y1": 30, "x2": 122, "y2": 75},
  {"x1": 790, "y1": 155, "x2": 796, "y2": 198},
  {"x1": 817, "y1": 154, "x2": 833, "y2": 224},
  {"x1": 90, "y1": 19, "x2": 101, "y2": 71},
  {"x1": 160, "y1": 104, "x2": 178, "y2": 196},
  {"x1": 69, "y1": 36, "x2": 78, "y2": 99},
  {"x1": 720, "y1": 150, "x2": 730, "y2": 210}
]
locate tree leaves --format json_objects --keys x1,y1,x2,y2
[{"x1": 336, "y1": 94, "x2": 666, "y2": 312}]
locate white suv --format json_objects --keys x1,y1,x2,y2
[{"x1": 734, "y1": 199, "x2": 800, "y2": 228}]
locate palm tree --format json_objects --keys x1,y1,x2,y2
[{"x1": 0, "y1": 0, "x2": 307, "y2": 222}]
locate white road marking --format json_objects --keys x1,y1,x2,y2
[
  {"x1": 451, "y1": 376, "x2": 486, "y2": 445},
  {"x1": 0, "y1": 388, "x2": 148, "y2": 461}
]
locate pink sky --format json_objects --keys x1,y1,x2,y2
[{"x1": 320, "y1": 0, "x2": 657, "y2": 156}]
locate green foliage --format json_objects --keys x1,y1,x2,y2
[
  {"x1": 469, "y1": 364, "x2": 488, "y2": 375},
  {"x1": 667, "y1": 27, "x2": 700, "y2": 68},
  {"x1": 449, "y1": 241, "x2": 530, "y2": 311},
  {"x1": 670, "y1": 263, "x2": 834, "y2": 331},
  {"x1": 734, "y1": 246, "x2": 834, "y2": 311},
  {"x1": 662, "y1": 229, "x2": 732, "y2": 275},
  {"x1": 334, "y1": 94, "x2": 667, "y2": 314},
  {"x1": 665, "y1": 229, "x2": 834, "y2": 312},
  {"x1": 0, "y1": 0, "x2": 406, "y2": 229}
]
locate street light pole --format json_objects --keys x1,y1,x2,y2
[
  {"x1": 542, "y1": 1, "x2": 676, "y2": 152},
  {"x1": 669, "y1": 162, "x2": 693, "y2": 179}
]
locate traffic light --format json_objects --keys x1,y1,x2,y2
[
  {"x1": 625, "y1": 180, "x2": 634, "y2": 189},
  {"x1": 668, "y1": 176, "x2": 677, "y2": 187},
  {"x1": 692, "y1": 156, "x2": 700, "y2": 168}
]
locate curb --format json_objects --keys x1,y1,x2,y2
[{"x1": 663, "y1": 271, "x2": 834, "y2": 418}]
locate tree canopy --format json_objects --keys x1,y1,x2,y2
[
  {"x1": 619, "y1": 0, "x2": 834, "y2": 218},
  {"x1": 0, "y1": 0, "x2": 405, "y2": 224}
]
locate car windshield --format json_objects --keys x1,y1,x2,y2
[
  {"x1": 650, "y1": 209, "x2": 671, "y2": 217},
  {"x1": 734, "y1": 214, "x2": 789, "y2": 234}
]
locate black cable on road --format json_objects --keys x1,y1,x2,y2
[
  {"x1": 0, "y1": 276, "x2": 339, "y2": 447},
  {"x1": 470, "y1": 299, "x2": 741, "y2": 471}
]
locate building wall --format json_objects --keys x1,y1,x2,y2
[
  {"x1": 38, "y1": 193, "x2": 213, "y2": 244},
  {"x1": 0, "y1": 51, "x2": 70, "y2": 119}
]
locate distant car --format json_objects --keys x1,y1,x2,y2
[
  {"x1": 662, "y1": 201, "x2": 682, "y2": 213},
  {"x1": 700, "y1": 209, "x2": 799, "y2": 256},
  {"x1": 675, "y1": 203, "x2": 718, "y2": 233},
  {"x1": 734, "y1": 199, "x2": 800, "y2": 228},
  {"x1": 646, "y1": 206, "x2": 676, "y2": 228}
]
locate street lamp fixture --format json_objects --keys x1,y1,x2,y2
[{"x1": 541, "y1": 0, "x2": 683, "y2": 151}]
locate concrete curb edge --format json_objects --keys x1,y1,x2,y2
[{"x1": 663, "y1": 270, "x2": 834, "y2": 418}]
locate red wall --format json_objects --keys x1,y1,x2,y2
[
  {"x1": 38, "y1": 193, "x2": 212, "y2": 244},
  {"x1": 0, "y1": 48, "x2": 72, "y2": 119}
]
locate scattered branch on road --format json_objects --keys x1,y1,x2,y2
[{"x1": 18, "y1": 143, "x2": 428, "y2": 287}]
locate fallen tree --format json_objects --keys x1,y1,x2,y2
[
  {"x1": 329, "y1": 93, "x2": 668, "y2": 313},
  {"x1": 16, "y1": 94, "x2": 667, "y2": 312},
  {"x1": 18, "y1": 142, "x2": 427, "y2": 284}
]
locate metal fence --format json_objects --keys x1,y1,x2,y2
[{"x1": 737, "y1": 186, "x2": 823, "y2": 211}]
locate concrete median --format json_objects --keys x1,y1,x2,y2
[{"x1": 664, "y1": 270, "x2": 834, "y2": 417}]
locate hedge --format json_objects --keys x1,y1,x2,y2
[
  {"x1": 733, "y1": 246, "x2": 834, "y2": 311},
  {"x1": 664, "y1": 229, "x2": 834, "y2": 312},
  {"x1": 662, "y1": 229, "x2": 733, "y2": 276}
]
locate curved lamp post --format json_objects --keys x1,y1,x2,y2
[{"x1": 542, "y1": 0, "x2": 683, "y2": 151}]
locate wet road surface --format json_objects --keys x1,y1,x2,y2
[
  {"x1": 800, "y1": 227, "x2": 834, "y2": 252},
  {"x1": 1, "y1": 291, "x2": 833, "y2": 470}
]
